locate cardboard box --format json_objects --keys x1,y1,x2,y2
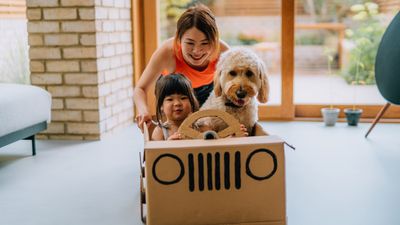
[{"x1": 141, "y1": 135, "x2": 286, "y2": 225}]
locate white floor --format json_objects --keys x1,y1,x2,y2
[{"x1": 1, "y1": 121, "x2": 400, "y2": 225}]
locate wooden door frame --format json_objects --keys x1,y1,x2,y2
[
  {"x1": 258, "y1": 0, "x2": 295, "y2": 120},
  {"x1": 132, "y1": 0, "x2": 159, "y2": 116},
  {"x1": 133, "y1": 0, "x2": 159, "y2": 79}
]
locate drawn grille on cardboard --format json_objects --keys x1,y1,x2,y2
[
  {"x1": 141, "y1": 110, "x2": 287, "y2": 225},
  {"x1": 151, "y1": 149, "x2": 278, "y2": 192}
]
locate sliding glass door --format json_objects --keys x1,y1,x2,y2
[{"x1": 133, "y1": 0, "x2": 400, "y2": 121}]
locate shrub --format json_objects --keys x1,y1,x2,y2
[
  {"x1": 237, "y1": 31, "x2": 265, "y2": 45},
  {"x1": 295, "y1": 33, "x2": 325, "y2": 45},
  {"x1": 341, "y1": 2, "x2": 385, "y2": 85}
]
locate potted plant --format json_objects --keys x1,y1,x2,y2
[
  {"x1": 344, "y1": 79, "x2": 363, "y2": 126},
  {"x1": 342, "y1": 2, "x2": 380, "y2": 126},
  {"x1": 344, "y1": 106, "x2": 363, "y2": 126},
  {"x1": 322, "y1": 107, "x2": 340, "y2": 126},
  {"x1": 344, "y1": 50, "x2": 363, "y2": 126},
  {"x1": 321, "y1": 47, "x2": 340, "y2": 126}
]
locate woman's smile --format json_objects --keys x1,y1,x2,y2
[{"x1": 190, "y1": 54, "x2": 206, "y2": 61}]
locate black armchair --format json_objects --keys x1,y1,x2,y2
[{"x1": 365, "y1": 12, "x2": 400, "y2": 137}]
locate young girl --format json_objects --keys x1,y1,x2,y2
[{"x1": 152, "y1": 73, "x2": 199, "y2": 141}]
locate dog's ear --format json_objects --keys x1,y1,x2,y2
[
  {"x1": 257, "y1": 61, "x2": 269, "y2": 103},
  {"x1": 214, "y1": 52, "x2": 229, "y2": 97},
  {"x1": 213, "y1": 70, "x2": 222, "y2": 96}
]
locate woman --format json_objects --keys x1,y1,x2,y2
[{"x1": 134, "y1": 4, "x2": 229, "y2": 130}]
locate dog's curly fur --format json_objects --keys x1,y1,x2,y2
[{"x1": 198, "y1": 48, "x2": 269, "y2": 135}]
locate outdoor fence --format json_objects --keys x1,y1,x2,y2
[
  {"x1": 375, "y1": 0, "x2": 400, "y2": 13},
  {"x1": 210, "y1": 0, "x2": 400, "y2": 17},
  {"x1": 210, "y1": 0, "x2": 305, "y2": 16}
]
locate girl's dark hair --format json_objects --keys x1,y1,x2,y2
[
  {"x1": 155, "y1": 73, "x2": 199, "y2": 125},
  {"x1": 174, "y1": 4, "x2": 220, "y2": 60}
]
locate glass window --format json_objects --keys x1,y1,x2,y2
[
  {"x1": 159, "y1": 0, "x2": 282, "y2": 105},
  {"x1": 0, "y1": 1, "x2": 29, "y2": 84},
  {"x1": 294, "y1": 0, "x2": 396, "y2": 106}
]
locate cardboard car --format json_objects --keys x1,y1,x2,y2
[{"x1": 139, "y1": 110, "x2": 287, "y2": 225}]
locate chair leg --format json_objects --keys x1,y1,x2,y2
[
  {"x1": 32, "y1": 135, "x2": 36, "y2": 156},
  {"x1": 365, "y1": 102, "x2": 391, "y2": 138}
]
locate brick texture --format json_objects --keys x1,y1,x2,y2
[{"x1": 27, "y1": 0, "x2": 133, "y2": 140}]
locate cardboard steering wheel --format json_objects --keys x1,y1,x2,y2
[{"x1": 177, "y1": 109, "x2": 245, "y2": 139}]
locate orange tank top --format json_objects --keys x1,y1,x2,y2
[{"x1": 162, "y1": 45, "x2": 217, "y2": 88}]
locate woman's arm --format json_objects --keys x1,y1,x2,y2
[
  {"x1": 219, "y1": 39, "x2": 230, "y2": 53},
  {"x1": 134, "y1": 39, "x2": 175, "y2": 130}
]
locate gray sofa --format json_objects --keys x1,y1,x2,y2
[{"x1": 0, "y1": 84, "x2": 51, "y2": 155}]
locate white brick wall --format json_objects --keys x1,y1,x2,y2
[
  {"x1": 27, "y1": 0, "x2": 133, "y2": 140},
  {"x1": 28, "y1": 21, "x2": 59, "y2": 33},
  {"x1": 52, "y1": 99, "x2": 64, "y2": 109},
  {"x1": 27, "y1": 9, "x2": 42, "y2": 20},
  {"x1": 61, "y1": 0, "x2": 94, "y2": 7},
  {"x1": 28, "y1": 34, "x2": 44, "y2": 46},
  {"x1": 43, "y1": 8, "x2": 77, "y2": 20},
  {"x1": 46, "y1": 61, "x2": 80, "y2": 72},
  {"x1": 27, "y1": 0, "x2": 58, "y2": 7},
  {"x1": 45, "y1": 34, "x2": 79, "y2": 46},
  {"x1": 31, "y1": 73, "x2": 62, "y2": 84},
  {"x1": 30, "y1": 47, "x2": 61, "y2": 59}
]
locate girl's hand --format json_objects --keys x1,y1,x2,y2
[
  {"x1": 240, "y1": 124, "x2": 249, "y2": 136},
  {"x1": 135, "y1": 112, "x2": 152, "y2": 132},
  {"x1": 227, "y1": 124, "x2": 248, "y2": 138},
  {"x1": 167, "y1": 132, "x2": 184, "y2": 140},
  {"x1": 232, "y1": 124, "x2": 249, "y2": 137}
]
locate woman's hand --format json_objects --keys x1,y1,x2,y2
[{"x1": 135, "y1": 112, "x2": 153, "y2": 132}]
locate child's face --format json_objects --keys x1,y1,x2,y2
[
  {"x1": 162, "y1": 93, "x2": 192, "y2": 123},
  {"x1": 181, "y1": 27, "x2": 212, "y2": 69}
]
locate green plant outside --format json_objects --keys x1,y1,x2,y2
[
  {"x1": 341, "y1": 2, "x2": 385, "y2": 85},
  {"x1": 295, "y1": 33, "x2": 325, "y2": 45},
  {"x1": 237, "y1": 32, "x2": 265, "y2": 45}
]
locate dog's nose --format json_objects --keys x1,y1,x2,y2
[{"x1": 236, "y1": 89, "x2": 247, "y2": 99}]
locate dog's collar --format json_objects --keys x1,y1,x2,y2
[{"x1": 225, "y1": 100, "x2": 243, "y2": 108}]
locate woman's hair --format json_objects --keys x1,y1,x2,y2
[
  {"x1": 155, "y1": 73, "x2": 199, "y2": 125},
  {"x1": 174, "y1": 4, "x2": 220, "y2": 60}
]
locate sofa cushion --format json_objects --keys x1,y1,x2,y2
[{"x1": 0, "y1": 84, "x2": 51, "y2": 137}]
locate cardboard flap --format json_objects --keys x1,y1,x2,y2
[
  {"x1": 143, "y1": 122, "x2": 150, "y2": 142},
  {"x1": 253, "y1": 122, "x2": 269, "y2": 136}
]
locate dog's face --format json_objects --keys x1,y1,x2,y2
[{"x1": 214, "y1": 48, "x2": 269, "y2": 107}]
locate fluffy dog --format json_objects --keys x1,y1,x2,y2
[{"x1": 198, "y1": 48, "x2": 269, "y2": 135}]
